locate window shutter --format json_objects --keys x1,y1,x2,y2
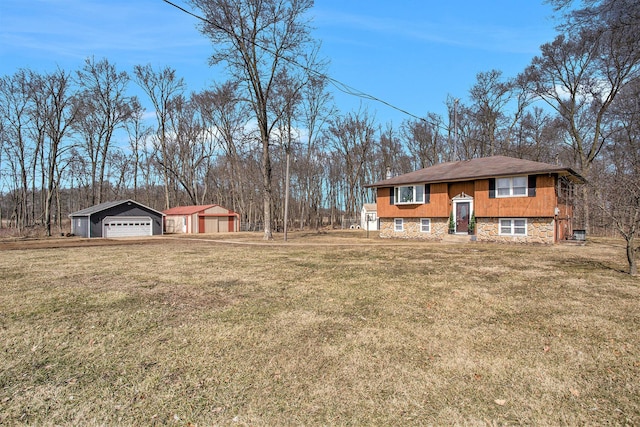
[
  {"x1": 489, "y1": 178, "x2": 496, "y2": 198},
  {"x1": 389, "y1": 187, "x2": 395, "y2": 205},
  {"x1": 424, "y1": 184, "x2": 430, "y2": 203},
  {"x1": 528, "y1": 175, "x2": 537, "y2": 197}
]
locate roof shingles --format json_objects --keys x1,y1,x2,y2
[{"x1": 368, "y1": 156, "x2": 583, "y2": 187}]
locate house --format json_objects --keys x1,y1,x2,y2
[
  {"x1": 69, "y1": 199, "x2": 164, "y2": 238},
  {"x1": 361, "y1": 203, "x2": 378, "y2": 231},
  {"x1": 366, "y1": 156, "x2": 584, "y2": 244},
  {"x1": 163, "y1": 204, "x2": 240, "y2": 234}
]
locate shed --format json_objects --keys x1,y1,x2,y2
[
  {"x1": 69, "y1": 199, "x2": 164, "y2": 238},
  {"x1": 361, "y1": 203, "x2": 378, "y2": 231},
  {"x1": 163, "y1": 204, "x2": 240, "y2": 234}
]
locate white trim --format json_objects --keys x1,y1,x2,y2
[
  {"x1": 394, "y1": 184, "x2": 425, "y2": 205},
  {"x1": 496, "y1": 176, "x2": 527, "y2": 198},
  {"x1": 103, "y1": 216, "x2": 153, "y2": 238},
  {"x1": 394, "y1": 218, "x2": 404, "y2": 232},
  {"x1": 499, "y1": 218, "x2": 527, "y2": 236},
  {"x1": 420, "y1": 218, "x2": 431, "y2": 233},
  {"x1": 452, "y1": 193, "x2": 474, "y2": 235}
]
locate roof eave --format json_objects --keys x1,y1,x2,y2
[{"x1": 367, "y1": 168, "x2": 586, "y2": 188}]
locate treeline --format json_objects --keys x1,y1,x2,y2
[{"x1": 0, "y1": 1, "x2": 638, "y2": 250}]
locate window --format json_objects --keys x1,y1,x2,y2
[
  {"x1": 420, "y1": 218, "x2": 431, "y2": 233},
  {"x1": 499, "y1": 218, "x2": 527, "y2": 236},
  {"x1": 394, "y1": 218, "x2": 404, "y2": 232},
  {"x1": 496, "y1": 176, "x2": 527, "y2": 197},
  {"x1": 394, "y1": 185, "x2": 424, "y2": 204}
]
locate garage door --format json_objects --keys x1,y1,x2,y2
[{"x1": 103, "y1": 216, "x2": 152, "y2": 238}]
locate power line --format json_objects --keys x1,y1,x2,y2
[{"x1": 161, "y1": 0, "x2": 436, "y2": 125}]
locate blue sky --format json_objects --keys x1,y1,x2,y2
[{"x1": 0, "y1": 0, "x2": 559, "y2": 126}]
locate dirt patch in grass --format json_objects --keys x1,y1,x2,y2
[{"x1": 0, "y1": 233, "x2": 638, "y2": 425}]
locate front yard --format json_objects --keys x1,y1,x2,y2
[{"x1": 0, "y1": 233, "x2": 638, "y2": 425}]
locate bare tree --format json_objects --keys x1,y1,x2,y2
[
  {"x1": 296, "y1": 72, "x2": 333, "y2": 230},
  {"x1": 0, "y1": 71, "x2": 32, "y2": 229},
  {"x1": 446, "y1": 99, "x2": 479, "y2": 160},
  {"x1": 270, "y1": 71, "x2": 304, "y2": 240},
  {"x1": 521, "y1": 1, "x2": 640, "y2": 230},
  {"x1": 134, "y1": 64, "x2": 185, "y2": 210},
  {"x1": 163, "y1": 93, "x2": 215, "y2": 205},
  {"x1": 510, "y1": 107, "x2": 563, "y2": 162},
  {"x1": 595, "y1": 151, "x2": 640, "y2": 275},
  {"x1": 74, "y1": 57, "x2": 133, "y2": 205},
  {"x1": 401, "y1": 114, "x2": 446, "y2": 170},
  {"x1": 548, "y1": 0, "x2": 640, "y2": 32},
  {"x1": 196, "y1": 82, "x2": 253, "y2": 217},
  {"x1": 595, "y1": 76, "x2": 640, "y2": 275},
  {"x1": 469, "y1": 69, "x2": 513, "y2": 157},
  {"x1": 190, "y1": 0, "x2": 317, "y2": 239},
  {"x1": 38, "y1": 69, "x2": 78, "y2": 236},
  {"x1": 326, "y1": 108, "x2": 377, "y2": 218},
  {"x1": 124, "y1": 98, "x2": 151, "y2": 201}
]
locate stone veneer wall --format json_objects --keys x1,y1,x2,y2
[
  {"x1": 476, "y1": 217, "x2": 555, "y2": 244},
  {"x1": 379, "y1": 217, "x2": 556, "y2": 244},
  {"x1": 379, "y1": 218, "x2": 448, "y2": 240}
]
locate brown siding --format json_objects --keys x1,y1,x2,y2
[
  {"x1": 376, "y1": 183, "x2": 449, "y2": 218},
  {"x1": 475, "y1": 175, "x2": 557, "y2": 218},
  {"x1": 377, "y1": 175, "x2": 559, "y2": 220},
  {"x1": 448, "y1": 181, "x2": 475, "y2": 199},
  {"x1": 556, "y1": 201, "x2": 573, "y2": 241}
]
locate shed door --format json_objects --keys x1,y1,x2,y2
[{"x1": 104, "y1": 217, "x2": 152, "y2": 238}]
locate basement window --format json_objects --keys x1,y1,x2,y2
[{"x1": 499, "y1": 218, "x2": 527, "y2": 236}]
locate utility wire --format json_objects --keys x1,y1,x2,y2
[{"x1": 161, "y1": 0, "x2": 441, "y2": 126}]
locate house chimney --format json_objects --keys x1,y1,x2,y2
[{"x1": 386, "y1": 167, "x2": 392, "y2": 180}]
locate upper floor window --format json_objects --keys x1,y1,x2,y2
[
  {"x1": 497, "y1": 176, "x2": 527, "y2": 197},
  {"x1": 393, "y1": 184, "x2": 429, "y2": 204}
]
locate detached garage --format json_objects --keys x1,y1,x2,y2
[
  {"x1": 69, "y1": 199, "x2": 164, "y2": 238},
  {"x1": 163, "y1": 204, "x2": 240, "y2": 234}
]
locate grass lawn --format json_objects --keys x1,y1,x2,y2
[{"x1": 1, "y1": 232, "x2": 638, "y2": 425}]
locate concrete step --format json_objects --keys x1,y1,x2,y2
[{"x1": 441, "y1": 233, "x2": 474, "y2": 244}]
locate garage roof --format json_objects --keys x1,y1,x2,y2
[
  {"x1": 69, "y1": 199, "x2": 164, "y2": 217},
  {"x1": 163, "y1": 205, "x2": 219, "y2": 215}
]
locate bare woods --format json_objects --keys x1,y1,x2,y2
[{"x1": 0, "y1": 0, "x2": 638, "y2": 271}]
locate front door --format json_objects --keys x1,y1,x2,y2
[{"x1": 456, "y1": 202, "x2": 470, "y2": 233}]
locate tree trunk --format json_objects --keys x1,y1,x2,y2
[
  {"x1": 627, "y1": 236, "x2": 637, "y2": 276},
  {"x1": 262, "y1": 137, "x2": 273, "y2": 240},
  {"x1": 283, "y1": 148, "x2": 291, "y2": 241}
]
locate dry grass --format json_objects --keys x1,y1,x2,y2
[{"x1": 0, "y1": 231, "x2": 638, "y2": 425}]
